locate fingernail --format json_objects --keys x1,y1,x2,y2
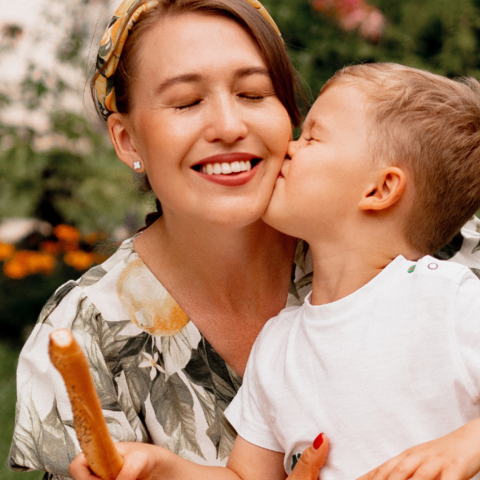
[{"x1": 313, "y1": 433, "x2": 324, "y2": 449}]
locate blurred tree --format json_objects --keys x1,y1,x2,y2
[
  {"x1": 265, "y1": 0, "x2": 480, "y2": 103},
  {"x1": 0, "y1": 0, "x2": 148, "y2": 234}
]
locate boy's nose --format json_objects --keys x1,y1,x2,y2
[{"x1": 287, "y1": 140, "x2": 298, "y2": 157}]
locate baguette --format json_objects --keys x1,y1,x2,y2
[{"x1": 49, "y1": 328, "x2": 124, "y2": 480}]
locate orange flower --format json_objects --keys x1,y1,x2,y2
[
  {"x1": 25, "y1": 252, "x2": 56, "y2": 275},
  {"x1": 54, "y1": 224, "x2": 81, "y2": 243},
  {"x1": 62, "y1": 241, "x2": 80, "y2": 252},
  {"x1": 0, "y1": 243, "x2": 15, "y2": 261},
  {"x1": 40, "y1": 240, "x2": 62, "y2": 255},
  {"x1": 64, "y1": 250, "x2": 95, "y2": 271},
  {"x1": 4, "y1": 258, "x2": 28, "y2": 279},
  {"x1": 4, "y1": 251, "x2": 56, "y2": 278}
]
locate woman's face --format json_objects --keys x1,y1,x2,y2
[{"x1": 112, "y1": 13, "x2": 292, "y2": 228}]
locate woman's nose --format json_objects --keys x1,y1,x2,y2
[{"x1": 204, "y1": 97, "x2": 248, "y2": 144}]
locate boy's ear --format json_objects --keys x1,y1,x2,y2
[
  {"x1": 107, "y1": 113, "x2": 146, "y2": 172},
  {"x1": 358, "y1": 167, "x2": 407, "y2": 212}
]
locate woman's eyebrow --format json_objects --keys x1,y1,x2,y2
[
  {"x1": 154, "y1": 67, "x2": 269, "y2": 95},
  {"x1": 234, "y1": 66, "x2": 270, "y2": 79},
  {"x1": 155, "y1": 73, "x2": 202, "y2": 95}
]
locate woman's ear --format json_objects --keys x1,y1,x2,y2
[
  {"x1": 107, "y1": 113, "x2": 146, "y2": 172},
  {"x1": 358, "y1": 167, "x2": 407, "y2": 211}
]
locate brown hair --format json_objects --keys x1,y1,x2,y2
[
  {"x1": 91, "y1": 0, "x2": 303, "y2": 229},
  {"x1": 322, "y1": 63, "x2": 480, "y2": 255}
]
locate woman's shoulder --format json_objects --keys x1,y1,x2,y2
[
  {"x1": 35, "y1": 236, "x2": 136, "y2": 327},
  {"x1": 40, "y1": 235, "x2": 190, "y2": 333},
  {"x1": 434, "y1": 216, "x2": 480, "y2": 277}
]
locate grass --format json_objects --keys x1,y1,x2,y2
[{"x1": 0, "y1": 340, "x2": 44, "y2": 480}]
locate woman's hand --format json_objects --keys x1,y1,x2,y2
[
  {"x1": 287, "y1": 433, "x2": 329, "y2": 480},
  {"x1": 69, "y1": 434, "x2": 329, "y2": 480},
  {"x1": 356, "y1": 419, "x2": 480, "y2": 480},
  {"x1": 69, "y1": 442, "x2": 163, "y2": 480}
]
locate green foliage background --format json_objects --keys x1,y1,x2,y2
[{"x1": 267, "y1": 0, "x2": 480, "y2": 102}]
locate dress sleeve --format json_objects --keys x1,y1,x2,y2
[
  {"x1": 224, "y1": 341, "x2": 283, "y2": 453},
  {"x1": 452, "y1": 269, "x2": 480, "y2": 401},
  {"x1": 7, "y1": 281, "x2": 146, "y2": 477},
  {"x1": 437, "y1": 217, "x2": 480, "y2": 272}
]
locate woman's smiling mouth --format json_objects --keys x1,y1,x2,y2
[
  {"x1": 201, "y1": 160, "x2": 252, "y2": 175},
  {"x1": 192, "y1": 153, "x2": 262, "y2": 186}
]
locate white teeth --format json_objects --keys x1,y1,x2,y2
[
  {"x1": 221, "y1": 162, "x2": 232, "y2": 174},
  {"x1": 200, "y1": 160, "x2": 255, "y2": 175}
]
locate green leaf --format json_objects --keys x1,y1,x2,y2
[{"x1": 152, "y1": 371, "x2": 205, "y2": 459}]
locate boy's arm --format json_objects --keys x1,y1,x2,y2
[
  {"x1": 356, "y1": 418, "x2": 480, "y2": 480},
  {"x1": 68, "y1": 437, "x2": 287, "y2": 480}
]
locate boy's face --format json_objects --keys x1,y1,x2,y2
[{"x1": 263, "y1": 84, "x2": 376, "y2": 243}]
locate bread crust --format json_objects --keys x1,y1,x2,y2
[{"x1": 49, "y1": 328, "x2": 124, "y2": 480}]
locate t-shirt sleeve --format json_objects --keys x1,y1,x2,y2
[
  {"x1": 225, "y1": 342, "x2": 284, "y2": 453},
  {"x1": 452, "y1": 269, "x2": 480, "y2": 400},
  {"x1": 7, "y1": 282, "x2": 142, "y2": 477}
]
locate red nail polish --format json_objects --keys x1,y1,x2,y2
[{"x1": 313, "y1": 433, "x2": 324, "y2": 449}]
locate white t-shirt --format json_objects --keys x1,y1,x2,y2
[{"x1": 225, "y1": 255, "x2": 480, "y2": 480}]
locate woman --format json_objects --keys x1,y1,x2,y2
[
  {"x1": 8, "y1": 1, "x2": 480, "y2": 479},
  {"x1": 8, "y1": 1, "x2": 314, "y2": 479}
]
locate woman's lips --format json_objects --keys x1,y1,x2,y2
[{"x1": 192, "y1": 153, "x2": 262, "y2": 186}]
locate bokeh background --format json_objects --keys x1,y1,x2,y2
[{"x1": 1, "y1": 0, "x2": 480, "y2": 477}]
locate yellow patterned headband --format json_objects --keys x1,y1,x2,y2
[{"x1": 94, "y1": 0, "x2": 282, "y2": 120}]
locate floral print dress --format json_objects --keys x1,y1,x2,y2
[
  {"x1": 7, "y1": 235, "x2": 313, "y2": 479},
  {"x1": 8, "y1": 217, "x2": 480, "y2": 480}
]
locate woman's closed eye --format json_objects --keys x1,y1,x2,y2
[
  {"x1": 237, "y1": 90, "x2": 275, "y2": 102},
  {"x1": 174, "y1": 98, "x2": 203, "y2": 111}
]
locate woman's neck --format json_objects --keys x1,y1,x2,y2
[{"x1": 134, "y1": 214, "x2": 296, "y2": 377}]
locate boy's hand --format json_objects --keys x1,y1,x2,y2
[{"x1": 356, "y1": 419, "x2": 480, "y2": 480}]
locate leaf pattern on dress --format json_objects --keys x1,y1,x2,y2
[
  {"x1": 473, "y1": 240, "x2": 480, "y2": 254},
  {"x1": 159, "y1": 329, "x2": 195, "y2": 379},
  {"x1": 71, "y1": 297, "x2": 122, "y2": 413},
  {"x1": 77, "y1": 264, "x2": 108, "y2": 287},
  {"x1": 37, "y1": 280, "x2": 77, "y2": 326},
  {"x1": 434, "y1": 231, "x2": 464, "y2": 260},
  {"x1": 8, "y1": 397, "x2": 76, "y2": 476},
  {"x1": 471, "y1": 268, "x2": 480, "y2": 279},
  {"x1": 182, "y1": 338, "x2": 239, "y2": 458},
  {"x1": 190, "y1": 383, "x2": 236, "y2": 460},
  {"x1": 121, "y1": 354, "x2": 152, "y2": 419},
  {"x1": 151, "y1": 370, "x2": 205, "y2": 459}
]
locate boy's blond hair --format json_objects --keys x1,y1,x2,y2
[{"x1": 322, "y1": 63, "x2": 480, "y2": 255}]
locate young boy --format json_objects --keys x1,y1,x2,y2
[{"x1": 71, "y1": 63, "x2": 480, "y2": 480}]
